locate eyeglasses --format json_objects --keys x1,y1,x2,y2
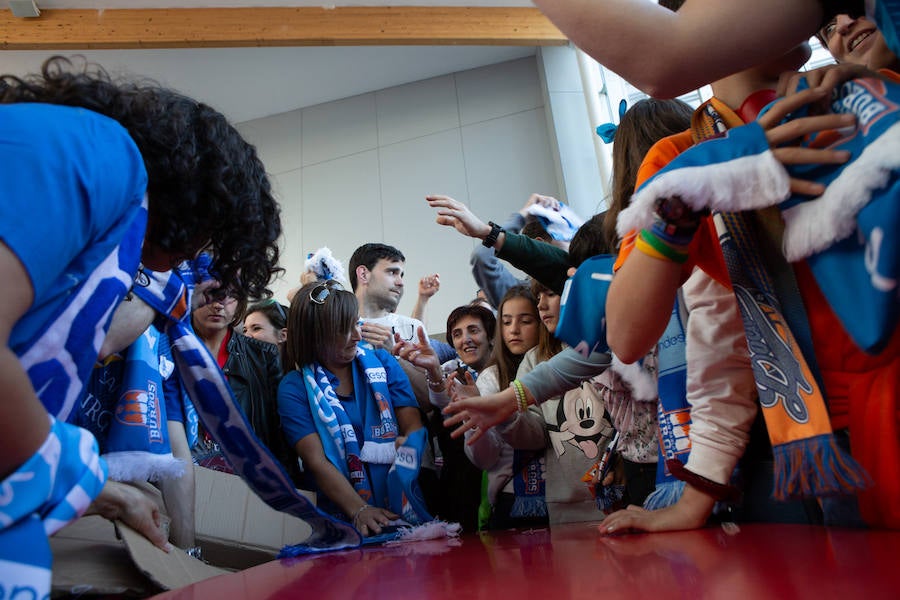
[{"x1": 309, "y1": 280, "x2": 344, "y2": 305}]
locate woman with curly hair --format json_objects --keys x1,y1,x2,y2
[{"x1": 0, "y1": 56, "x2": 281, "y2": 594}]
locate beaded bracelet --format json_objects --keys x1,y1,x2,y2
[
  {"x1": 510, "y1": 379, "x2": 528, "y2": 413},
  {"x1": 425, "y1": 371, "x2": 446, "y2": 391}
]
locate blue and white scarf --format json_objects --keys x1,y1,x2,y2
[
  {"x1": 302, "y1": 348, "x2": 398, "y2": 508},
  {"x1": 300, "y1": 346, "x2": 432, "y2": 523},
  {"x1": 79, "y1": 325, "x2": 183, "y2": 483},
  {"x1": 132, "y1": 267, "x2": 360, "y2": 552},
  {"x1": 643, "y1": 298, "x2": 692, "y2": 511}
]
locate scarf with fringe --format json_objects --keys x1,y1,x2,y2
[
  {"x1": 302, "y1": 349, "x2": 399, "y2": 510},
  {"x1": 79, "y1": 324, "x2": 184, "y2": 483},
  {"x1": 132, "y1": 264, "x2": 360, "y2": 552},
  {"x1": 620, "y1": 93, "x2": 874, "y2": 502},
  {"x1": 302, "y1": 347, "x2": 432, "y2": 527}
]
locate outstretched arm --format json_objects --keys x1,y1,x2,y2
[
  {"x1": 0, "y1": 243, "x2": 48, "y2": 480},
  {"x1": 533, "y1": 0, "x2": 823, "y2": 98}
]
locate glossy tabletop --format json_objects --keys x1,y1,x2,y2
[{"x1": 153, "y1": 523, "x2": 900, "y2": 599}]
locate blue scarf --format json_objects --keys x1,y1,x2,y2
[
  {"x1": 79, "y1": 325, "x2": 183, "y2": 483},
  {"x1": 510, "y1": 450, "x2": 548, "y2": 519},
  {"x1": 302, "y1": 348, "x2": 398, "y2": 509},
  {"x1": 132, "y1": 266, "x2": 360, "y2": 552},
  {"x1": 643, "y1": 298, "x2": 692, "y2": 511},
  {"x1": 301, "y1": 347, "x2": 432, "y2": 524}
]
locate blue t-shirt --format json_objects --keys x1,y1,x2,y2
[
  {"x1": 1, "y1": 103, "x2": 147, "y2": 351},
  {"x1": 277, "y1": 346, "x2": 418, "y2": 448}
]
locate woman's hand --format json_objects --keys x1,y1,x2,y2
[
  {"x1": 353, "y1": 505, "x2": 399, "y2": 537},
  {"x1": 392, "y1": 326, "x2": 441, "y2": 377},
  {"x1": 756, "y1": 87, "x2": 855, "y2": 197}
]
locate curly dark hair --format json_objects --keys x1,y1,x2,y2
[{"x1": 0, "y1": 56, "x2": 282, "y2": 299}]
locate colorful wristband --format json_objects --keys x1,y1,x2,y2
[
  {"x1": 637, "y1": 230, "x2": 689, "y2": 264},
  {"x1": 511, "y1": 379, "x2": 528, "y2": 413}
]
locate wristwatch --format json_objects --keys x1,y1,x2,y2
[{"x1": 482, "y1": 221, "x2": 503, "y2": 248}]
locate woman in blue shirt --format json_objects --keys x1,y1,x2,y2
[{"x1": 278, "y1": 280, "x2": 423, "y2": 536}]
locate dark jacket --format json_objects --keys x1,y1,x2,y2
[{"x1": 223, "y1": 332, "x2": 286, "y2": 461}]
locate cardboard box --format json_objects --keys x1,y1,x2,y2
[{"x1": 50, "y1": 467, "x2": 317, "y2": 596}]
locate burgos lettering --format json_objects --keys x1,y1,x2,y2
[{"x1": 834, "y1": 79, "x2": 896, "y2": 134}]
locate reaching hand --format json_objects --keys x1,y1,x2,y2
[
  {"x1": 442, "y1": 384, "x2": 517, "y2": 444},
  {"x1": 425, "y1": 195, "x2": 491, "y2": 240},
  {"x1": 446, "y1": 371, "x2": 478, "y2": 400},
  {"x1": 353, "y1": 505, "x2": 399, "y2": 537},
  {"x1": 418, "y1": 273, "x2": 440, "y2": 299},
  {"x1": 392, "y1": 326, "x2": 440, "y2": 375},
  {"x1": 777, "y1": 63, "x2": 891, "y2": 100},
  {"x1": 519, "y1": 193, "x2": 561, "y2": 216},
  {"x1": 756, "y1": 87, "x2": 854, "y2": 197}
]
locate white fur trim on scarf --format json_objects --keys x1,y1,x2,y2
[
  {"x1": 104, "y1": 452, "x2": 185, "y2": 483},
  {"x1": 617, "y1": 150, "x2": 790, "y2": 237},
  {"x1": 610, "y1": 354, "x2": 658, "y2": 402},
  {"x1": 782, "y1": 121, "x2": 900, "y2": 261}
]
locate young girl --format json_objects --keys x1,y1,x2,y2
[
  {"x1": 496, "y1": 279, "x2": 617, "y2": 524},
  {"x1": 454, "y1": 285, "x2": 545, "y2": 530}
]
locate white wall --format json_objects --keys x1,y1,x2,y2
[{"x1": 236, "y1": 56, "x2": 562, "y2": 333}]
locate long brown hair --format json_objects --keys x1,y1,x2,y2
[
  {"x1": 530, "y1": 278, "x2": 564, "y2": 362},
  {"x1": 486, "y1": 285, "x2": 539, "y2": 389},
  {"x1": 601, "y1": 98, "x2": 694, "y2": 251}
]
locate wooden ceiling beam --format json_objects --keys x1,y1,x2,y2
[{"x1": 0, "y1": 6, "x2": 567, "y2": 49}]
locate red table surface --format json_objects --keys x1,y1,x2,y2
[{"x1": 153, "y1": 523, "x2": 900, "y2": 599}]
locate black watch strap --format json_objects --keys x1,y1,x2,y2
[{"x1": 482, "y1": 221, "x2": 503, "y2": 248}]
